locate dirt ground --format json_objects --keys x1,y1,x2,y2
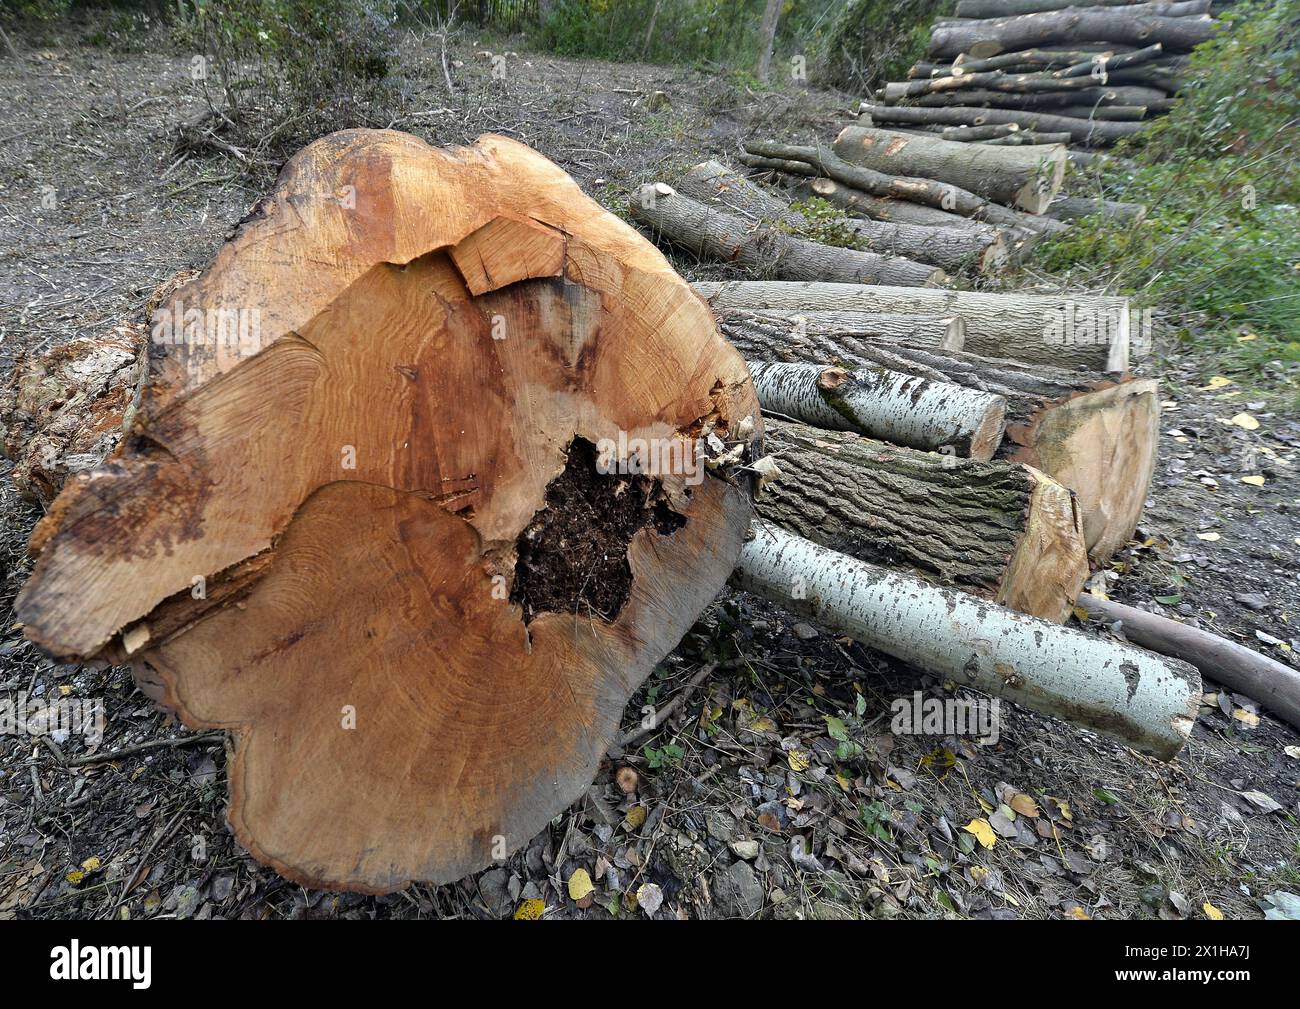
[{"x1": 1, "y1": 27, "x2": 1297, "y2": 920}]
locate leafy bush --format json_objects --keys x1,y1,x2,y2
[
  {"x1": 1037, "y1": 0, "x2": 1300, "y2": 382},
  {"x1": 816, "y1": 0, "x2": 954, "y2": 95}
]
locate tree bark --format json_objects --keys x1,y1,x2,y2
[
  {"x1": 1053, "y1": 103, "x2": 1150, "y2": 120},
  {"x1": 747, "y1": 360, "x2": 1007, "y2": 460},
  {"x1": 14, "y1": 130, "x2": 763, "y2": 894},
  {"x1": 928, "y1": 9, "x2": 1216, "y2": 59},
  {"x1": 862, "y1": 103, "x2": 1144, "y2": 146},
  {"x1": 754, "y1": 0, "x2": 783, "y2": 81},
  {"x1": 717, "y1": 307, "x2": 968, "y2": 354},
  {"x1": 1046, "y1": 195, "x2": 1148, "y2": 223},
  {"x1": 718, "y1": 313, "x2": 1160, "y2": 562},
  {"x1": 756, "y1": 420, "x2": 1089, "y2": 621},
  {"x1": 948, "y1": 43, "x2": 1147, "y2": 75},
  {"x1": 832, "y1": 124, "x2": 1067, "y2": 214},
  {"x1": 940, "y1": 122, "x2": 1022, "y2": 140},
  {"x1": 693, "y1": 279, "x2": 1134, "y2": 372},
  {"x1": 733, "y1": 522, "x2": 1201, "y2": 759},
  {"x1": 893, "y1": 84, "x2": 1172, "y2": 110},
  {"x1": 956, "y1": 0, "x2": 1196, "y2": 16},
  {"x1": 629, "y1": 183, "x2": 945, "y2": 287},
  {"x1": 678, "y1": 160, "x2": 1008, "y2": 273}
]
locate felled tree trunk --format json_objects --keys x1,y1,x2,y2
[
  {"x1": 862, "y1": 104, "x2": 1144, "y2": 146},
  {"x1": 927, "y1": 9, "x2": 1215, "y2": 59},
  {"x1": 894, "y1": 84, "x2": 1172, "y2": 110},
  {"x1": 747, "y1": 360, "x2": 1007, "y2": 460},
  {"x1": 717, "y1": 308, "x2": 967, "y2": 354},
  {"x1": 955, "y1": 0, "x2": 1202, "y2": 17},
  {"x1": 734, "y1": 522, "x2": 1200, "y2": 759},
  {"x1": 1046, "y1": 195, "x2": 1148, "y2": 223},
  {"x1": 629, "y1": 183, "x2": 946, "y2": 287},
  {"x1": 831, "y1": 125, "x2": 1067, "y2": 214},
  {"x1": 693, "y1": 279, "x2": 1133, "y2": 372},
  {"x1": 722, "y1": 310, "x2": 1160, "y2": 563},
  {"x1": 756, "y1": 420, "x2": 1088, "y2": 621},
  {"x1": 678, "y1": 160, "x2": 1008, "y2": 273},
  {"x1": 14, "y1": 130, "x2": 763, "y2": 894}
]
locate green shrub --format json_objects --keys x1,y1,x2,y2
[
  {"x1": 1037, "y1": 0, "x2": 1300, "y2": 383},
  {"x1": 816, "y1": 0, "x2": 954, "y2": 95}
]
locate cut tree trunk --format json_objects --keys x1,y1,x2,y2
[
  {"x1": 861, "y1": 104, "x2": 1144, "y2": 146},
  {"x1": 927, "y1": 9, "x2": 1216, "y2": 59},
  {"x1": 1053, "y1": 103, "x2": 1150, "y2": 120},
  {"x1": 734, "y1": 521, "x2": 1200, "y2": 759},
  {"x1": 694, "y1": 279, "x2": 1133, "y2": 372},
  {"x1": 956, "y1": 0, "x2": 1191, "y2": 16},
  {"x1": 629, "y1": 183, "x2": 945, "y2": 287},
  {"x1": 678, "y1": 160, "x2": 1007, "y2": 273},
  {"x1": 1046, "y1": 195, "x2": 1148, "y2": 223},
  {"x1": 756, "y1": 420, "x2": 1088, "y2": 621},
  {"x1": 980, "y1": 130, "x2": 1075, "y2": 144},
  {"x1": 832, "y1": 124, "x2": 1067, "y2": 213},
  {"x1": 719, "y1": 312, "x2": 1160, "y2": 562},
  {"x1": 747, "y1": 360, "x2": 1007, "y2": 460},
  {"x1": 893, "y1": 84, "x2": 1172, "y2": 110},
  {"x1": 940, "y1": 122, "x2": 1021, "y2": 140},
  {"x1": 13, "y1": 130, "x2": 763, "y2": 893},
  {"x1": 717, "y1": 307, "x2": 967, "y2": 354}
]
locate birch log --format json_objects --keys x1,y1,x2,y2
[
  {"x1": 734, "y1": 522, "x2": 1201, "y2": 759},
  {"x1": 718, "y1": 308, "x2": 967, "y2": 353},
  {"x1": 757, "y1": 420, "x2": 1088, "y2": 621},
  {"x1": 693, "y1": 280, "x2": 1133, "y2": 372},
  {"x1": 747, "y1": 360, "x2": 1007, "y2": 460},
  {"x1": 629, "y1": 184, "x2": 945, "y2": 287},
  {"x1": 861, "y1": 104, "x2": 1143, "y2": 146},
  {"x1": 831, "y1": 125, "x2": 1067, "y2": 214}
]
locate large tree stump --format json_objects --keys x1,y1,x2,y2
[{"x1": 14, "y1": 130, "x2": 762, "y2": 892}]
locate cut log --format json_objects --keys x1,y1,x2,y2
[
  {"x1": 980, "y1": 130, "x2": 1075, "y2": 144},
  {"x1": 742, "y1": 139, "x2": 1046, "y2": 233},
  {"x1": 1079, "y1": 594, "x2": 1300, "y2": 732},
  {"x1": 1053, "y1": 41, "x2": 1166, "y2": 77},
  {"x1": 718, "y1": 314, "x2": 1160, "y2": 562},
  {"x1": 694, "y1": 279, "x2": 1133, "y2": 372},
  {"x1": 1053, "y1": 103, "x2": 1150, "y2": 120},
  {"x1": 747, "y1": 360, "x2": 1007, "y2": 460},
  {"x1": 927, "y1": 9, "x2": 1216, "y2": 59},
  {"x1": 14, "y1": 130, "x2": 763, "y2": 893},
  {"x1": 629, "y1": 183, "x2": 946, "y2": 287},
  {"x1": 861, "y1": 104, "x2": 1144, "y2": 146},
  {"x1": 756, "y1": 420, "x2": 1088, "y2": 621},
  {"x1": 1046, "y1": 195, "x2": 1148, "y2": 223},
  {"x1": 734, "y1": 521, "x2": 1200, "y2": 759},
  {"x1": 718, "y1": 308, "x2": 967, "y2": 354},
  {"x1": 831, "y1": 124, "x2": 1067, "y2": 214},
  {"x1": 956, "y1": 0, "x2": 1188, "y2": 16},
  {"x1": 892, "y1": 84, "x2": 1172, "y2": 110},
  {"x1": 883, "y1": 69, "x2": 1129, "y2": 100},
  {"x1": 677, "y1": 160, "x2": 1007, "y2": 273},
  {"x1": 948, "y1": 43, "x2": 1148, "y2": 75},
  {"x1": 940, "y1": 122, "x2": 1022, "y2": 140}
]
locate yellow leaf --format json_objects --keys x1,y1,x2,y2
[
  {"x1": 1242, "y1": 475, "x2": 1266, "y2": 486},
  {"x1": 1196, "y1": 532, "x2": 1221, "y2": 541},
  {"x1": 623, "y1": 805, "x2": 647, "y2": 830},
  {"x1": 1202, "y1": 376, "x2": 1233, "y2": 390},
  {"x1": 787, "y1": 749, "x2": 811, "y2": 772},
  {"x1": 567, "y1": 868, "x2": 594, "y2": 901},
  {"x1": 80, "y1": 856, "x2": 101, "y2": 873},
  {"x1": 835, "y1": 773, "x2": 852, "y2": 792},
  {"x1": 1237, "y1": 333, "x2": 1258, "y2": 342},
  {"x1": 1010, "y1": 793, "x2": 1041, "y2": 818},
  {"x1": 58, "y1": 685, "x2": 73, "y2": 697},
  {"x1": 748, "y1": 716, "x2": 777, "y2": 733},
  {"x1": 513, "y1": 898, "x2": 545, "y2": 920},
  {"x1": 64, "y1": 869, "x2": 85, "y2": 884},
  {"x1": 1203, "y1": 901, "x2": 1224, "y2": 920},
  {"x1": 1230, "y1": 412, "x2": 1260, "y2": 430},
  {"x1": 1068, "y1": 906, "x2": 1092, "y2": 920},
  {"x1": 1072, "y1": 606, "x2": 1090, "y2": 622},
  {"x1": 1232, "y1": 708, "x2": 1260, "y2": 728},
  {"x1": 963, "y1": 818, "x2": 997, "y2": 849}
]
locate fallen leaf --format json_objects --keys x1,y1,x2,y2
[
  {"x1": 1202, "y1": 376, "x2": 1233, "y2": 390},
  {"x1": 637, "y1": 882, "x2": 664, "y2": 915},
  {"x1": 1284, "y1": 745, "x2": 1300, "y2": 759},
  {"x1": 1230, "y1": 412, "x2": 1260, "y2": 430},
  {"x1": 787, "y1": 749, "x2": 811, "y2": 772},
  {"x1": 1241, "y1": 790, "x2": 1282, "y2": 813},
  {"x1": 567, "y1": 868, "x2": 594, "y2": 901},
  {"x1": 1067, "y1": 906, "x2": 1091, "y2": 920},
  {"x1": 963, "y1": 818, "x2": 997, "y2": 849},
  {"x1": 1232, "y1": 708, "x2": 1260, "y2": 728},
  {"x1": 513, "y1": 898, "x2": 545, "y2": 920},
  {"x1": 1203, "y1": 901, "x2": 1224, "y2": 920},
  {"x1": 1241, "y1": 475, "x2": 1266, "y2": 486},
  {"x1": 623, "y1": 805, "x2": 647, "y2": 830},
  {"x1": 1196, "y1": 532, "x2": 1221, "y2": 542}
]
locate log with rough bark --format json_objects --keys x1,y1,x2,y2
[
  {"x1": 1079, "y1": 594, "x2": 1300, "y2": 732},
  {"x1": 940, "y1": 122, "x2": 1021, "y2": 140},
  {"x1": 677, "y1": 160, "x2": 1008, "y2": 273},
  {"x1": 694, "y1": 279, "x2": 1133, "y2": 372},
  {"x1": 893, "y1": 84, "x2": 1172, "y2": 110},
  {"x1": 882, "y1": 68, "x2": 1130, "y2": 101},
  {"x1": 862, "y1": 104, "x2": 1143, "y2": 146},
  {"x1": 927, "y1": 9, "x2": 1216, "y2": 59},
  {"x1": 734, "y1": 522, "x2": 1201, "y2": 759},
  {"x1": 757, "y1": 420, "x2": 1088, "y2": 621},
  {"x1": 747, "y1": 360, "x2": 1007, "y2": 460},
  {"x1": 1046, "y1": 195, "x2": 1148, "y2": 223},
  {"x1": 831, "y1": 125, "x2": 1067, "y2": 214},
  {"x1": 1053, "y1": 103, "x2": 1150, "y2": 120},
  {"x1": 956, "y1": 0, "x2": 1188, "y2": 16},
  {"x1": 13, "y1": 130, "x2": 763, "y2": 893},
  {"x1": 718, "y1": 311, "x2": 1160, "y2": 562},
  {"x1": 742, "y1": 139, "x2": 1047, "y2": 233},
  {"x1": 629, "y1": 183, "x2": 945, "y2": 287},
  {"x1": 1053, "y1": 41, "x2": 1166, "y2": 77},
  {"x1": 980, "y1": 130, "x2": 1075, "y2": 144},
  {"x1": 718, "y1": 308, "x2": 967, "y2": 354}
]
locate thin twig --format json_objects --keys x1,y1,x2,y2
[
  {"x1": 618, "y1": 662, "x2": 717, "y2": 749},
  {"x1": 64, "y1": 732, "x2": 226, "y2": 768}
]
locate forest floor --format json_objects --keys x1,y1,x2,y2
[{"x1": 0, "y1": 27, "x2": 1297, "y2": 920}]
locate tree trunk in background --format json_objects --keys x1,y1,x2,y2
[
  {"x1": 756, "y1": 420, "x2": 1089, "y2": 622},
  {"x1": 754, "y1": 0, "x2": 783, "y2": 81}
]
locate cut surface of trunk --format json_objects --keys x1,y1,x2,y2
[
  {"x1": 630, "y1": 183, "x2": 945, "y2": 287},
  {"x1": 747, "y1": 360, "x2": 1007, "y2": 460},
  {"x1": 734, "y1": 521, "x2": 1200, "y2": 759},
  {"x1": 15, "y1": 130, "x2": 762, "y2": 893},
  {"x1": 757, "y1": 420, "x2": 1088, "y2": 621},
  {"x1": 832, "y1": 124, "x2": 1067, "y2": 214}
]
